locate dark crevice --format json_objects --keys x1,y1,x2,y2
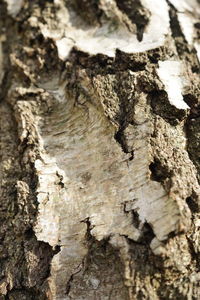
[
  {"x1": 113, "y1": 95, "x2": 130, "y2": 154},
  {"x1": 147, "y1": 46, "x2": 174, "y2": 63},
  {"x1": 149, "y1": 90, "x2": 187, "y2": 126},
  {"x1": 0, "y1": 69, "x2": 12, "y2": 104},
  {"x1": 149, "y1": 159, "x2": 170, "y2": 183},
  {"x1": 68, "y1": 49, "x2": 115, "y2": 75},
  {"x1": 38, "y1": 0, "x2": 54, "y2": 8},
  {"x1": 194, "y1": 22, "x2": 200, "y2": 29},
  {"x1": 186, "y1": 236, "x2": 200, "y2": 269},
  {"x1": 81, "y1": 217, "x2": 95, "y2": 242},
  {"x1": 167, "y1": 231, "x2": 179, "y2": 240},
  {"x1": 167, "y1": 0, "x2": 200, "y2": 73},
  {"x1": 127, "y1": 221, "x2": 155, "y2": 246},
  {"x1": 115, "y1": 49, "x2": 147, "y2": 72},
  {"x1": 187, "y1": 107, "x2": 200, "y2": 120},
  {"x1": 56, "y1": 172, "x2": 65, "y2": 189},
  {"x1": 116, "y1": 0, "x2": 151, "y2": 41},
  {"x1": 24, "y1": 227, "x2": 35, "y2": 240},
  {"x1": 66, "y1": 273, "x2": 73, "y2": 295},
  {"x1": 186, "y1": 196, "x2": 199, "y2": 213},
  {"x1": 68, "y1": 48, "x2": 148, "y2": 77},
  {"x1": 139, "y1": 222, "x2": 155, "y2": 245},
  {"x1": 66, "y1": 263, "x2": 85, "y2": 296},
  {"x1": 183, "y1": 93, "x2": 198, "y2": 108},
  {"x1": 184, "y1": 94, "x2": 200, "y2": 119},
  {"x1": 123, "y1": 204, "x2": 141, "y2": 229},
  {"x1": 167, "y1": 1, "x2": 184, "y2": 39},
  {"x1": 66, "y1": 0, "x2": 103, "y2": 26},
  {"x1": 113, "y1": 70, "x2": 137, "y2": 156},
  {"x1": 53, "y1": 245, "x2": 61, "y2": 255},
  {"x1": 131, "y1": 210, "x2": 140, "y2": 229},
  {"x1": 114, "y1": 128, "x2": 129, "y2": 154},
  {"x1": 129, "y1": 150, "x2": 135, "y2": 161}
]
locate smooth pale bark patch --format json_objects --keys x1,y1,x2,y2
[
  {"x1": 156, "y1": 60, "x2": 189, "y2": 109},
  {"x1": 5, "y1": 0, "x2": 23, "y2": 17},
  {"x1": 178, "y1": 12, "x2": 195, "y2": 45}
]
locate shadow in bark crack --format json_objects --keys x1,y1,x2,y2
[
  {"x1": 149, "y1": 90, "x2": 187, "y2": 125},
  {"x1": 65, "y1": 238, "x2": 129, "y2": 300},
  {"x1": 149, "y1": 159, "x2": 170, "y2": 183},
  {"x1": 116, "y1": 0, "x2": 151, "y2": 41},
  {"x1": 186, "y1": 196, "x2": 199, "y2": 213},
  {"x1": 21, "y1": 228, "x2": 61, "y2": 297}
]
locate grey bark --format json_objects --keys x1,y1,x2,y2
[{"x1": 0, "y1": 0, "x2": 200, "y2": 299}]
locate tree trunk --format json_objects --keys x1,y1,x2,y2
[{"x1": 0, "y1": 0, "x2": 200, "y2": 299}]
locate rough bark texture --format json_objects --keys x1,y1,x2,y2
[{"x1": 0, "y1": 0, "x2": 200, "y2": 299}]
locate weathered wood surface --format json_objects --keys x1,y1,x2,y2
[{"x1": 0, "y1": 1, "x2": 200, "y2": 299}]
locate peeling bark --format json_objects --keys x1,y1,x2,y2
[{"x1": 0, "y1": 0, "x2": 200, "y2": 299}]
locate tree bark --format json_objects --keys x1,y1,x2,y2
[{"x1": 0, "y1": 0, "x2": 200, "y2": 299}]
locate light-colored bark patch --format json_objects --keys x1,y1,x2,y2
[
  {"x1": 157, "y1": 60, "x2": 189, "y2": 109},
  {"x1": 39, "y1": 0, "x2": 170, "y2": 59},
  {"x1": 34, "y1": 74, "x2": 192, "y2": 299},
  {"x1": 5, "y1": 0, "x2": 23, "y2": 17}
]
